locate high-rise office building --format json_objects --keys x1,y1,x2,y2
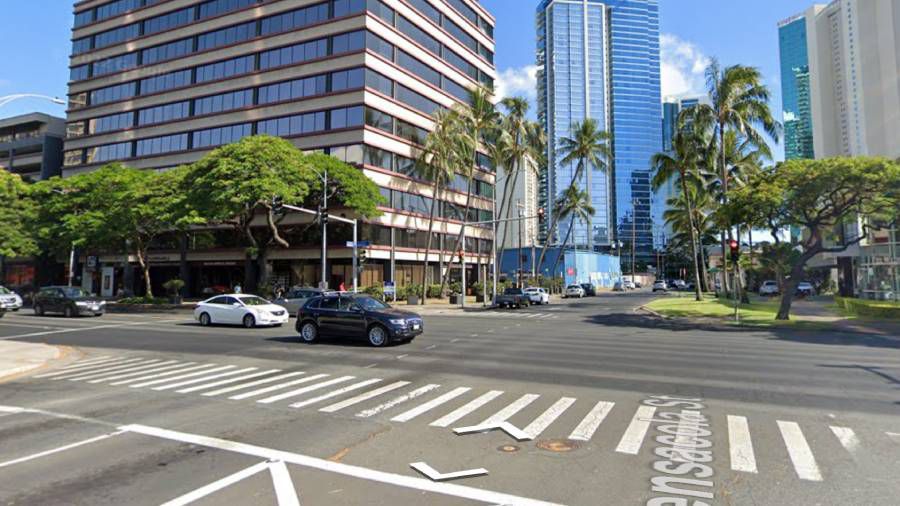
[
  {"x1": 536, "y1": 0, "x2": 661, "y2": 264},
  {"x1": 778, "y1": 8, "x2": 821, "y2": 160},
  {"x1": 64, "y1": 0, "x2": 496, "y2": 294}
]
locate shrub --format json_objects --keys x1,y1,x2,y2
[
  {"x1": 834, "y1": 296, "x2": 900, "y2": 319},
  {"x1": 363, "y1": 285, "x2": 384, "y2": 299},
  {"x1": 162, "y1": 279, "x2": 185, "y2": 294},
  {"x1": 427, "y1": 284, "x2": 443, "y2": 298},
  {"x1": 117, "y1": 296, "x2": 168, "y2": 305},
  {"x1": 449, "y1": 281, "x2": 462, "y2": 295}
]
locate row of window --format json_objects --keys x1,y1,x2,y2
[
  {"x1": 64, "y1": 104, "x2": 365, "y2": 166},
  {"x1": 381, "y1": 186, "x2": 492, "y2": 223},
  {"x1": 74, "y1": 0, "x2": 254, "y2": 29}
]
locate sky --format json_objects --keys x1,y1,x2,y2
[{"x1": 0, "y1": 0, "x2": 819, "y2": 160}]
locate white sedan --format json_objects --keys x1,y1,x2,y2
[
  {"x1": 564, "y1": 285, "x2": 585, "y2": 298},
  {"x1": 194, "y1": 294, "x2": 289, "y2": 328},
  {"x1": 0, "y1": 286, "x2": 23, "y2": 311},
  {"x1": 524, "y1": 287, "x2": 550, "y2": 305}
]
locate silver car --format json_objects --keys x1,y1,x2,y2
[
  {"x1": 272, "y1": 287, "x2": 331, "y2": 315},
  {"x1": 0, "y1": 286, "x2": 23, "y2": 311}
]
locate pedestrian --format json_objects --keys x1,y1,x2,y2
[
  {"x1": 339, "y1": 281, "x2": 346, "y2": 292},
  {"x1": 234, "y1": 283, "x2": 242, "y2": 294}
]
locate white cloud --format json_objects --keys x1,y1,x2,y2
[
  {"x1": 659, "y1": 33, "x2": 710, "y2": 100},
  {"x1": 494, "y1": 65, "x2": 538, "y2": 101}
]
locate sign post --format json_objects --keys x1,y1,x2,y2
[{"x1": 383, "y1": 281, "x2": 396, "y2": 302}]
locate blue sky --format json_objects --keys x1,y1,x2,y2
[{"x1": 0, "y1": 0, "x2": 816, "y2": 159}]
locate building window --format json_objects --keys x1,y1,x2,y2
[
  {"x1": 143, "y1": 7, "x2": 195, "y2": 36},
  {"x1": 364, "y1": 107, "x2": 393, "y2": 133},
  {"x1": 192, "y1": 123, "x2": 252, "y2": 148},
  {"x1": 258, "y1": 74, "x2": 328, "y2": 104},
  {"x1": 257, "y1": 111, "x2": 327, "y2": 137},
  {"x1": 196, "y1": 21, "x2": 255, "y2": 51},
  {"x1": 92, "y1": 53, "x2": 139, "y2": 76},
  {"x1": 195, "y1": 54, "x2": 255, "y2": 83},
  {"x1": 365, "y1": 69, "x2": 393, "y2": 96},
  {"x1": 140, "y1": 69, "x2": 192, "y2": 95},
  {"x1": 66, "y1": 122, "x2": 86, "y2": 138},
  {"x1": 64, "y1": 149, "x2": 85, "y2": 166},
  {"x1": 194, "y1": 89, "x2": 253, "y2": 115},
  {"x1": 89, "y1": 111, "x2": 135, "y2": 134},
  {"x1": 142, "y1": 38, "x2": 194, "y2": 65},
  {"x1": 90, "y1": 82, "x2": 137, "y2": 105},
  {"x1": 331, "y1": 68, "x2": 365, "y2": 91},
  {"x1": 397, "y1": 50, "x2": 440, "y2": 87},
  {"x1": 367, "y1": 0, "x2": 394, "y2": 24},
  {"x1": 396, "y1": 84, "x2": 443, "y2": 115},
  {"x1": 136, "y1": 133, "x2": 189, "y2": 157},
  {"x1": 86, "y1": 141, "x2": 133, "y2": 163},
  {"x1": 138, "y1": 101, "x2": 190, "y2": 126},
  {"x1": 397, "y1": 15, "x2": 441, "y2": 55},
  {"x1": 366, "y1": 31, "x2": 394, "y2": 60},
  {"x1": 93, "y1": 23, "x2": 141, "y2": 49},
  {"x1": 260, "y1": 2, "x2": 329, "y2": 35},
  {"x1": 330, "y1": 105, "x2": 364, "y2": 129},
  {"x1": 198, "y1": 0, "x2": 257, "y2": 20},
  {"x1": 70, "y1": 65, "x2": 90, "y2": 82},
  {"x1": 95, "y1": 0, "x2": 142, "y2": 22}
]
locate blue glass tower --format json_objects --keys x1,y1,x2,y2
[
  {"x1": 778, "y1": 14, "x2": 815, "y2": 160},
  {"x1": 537, "y1": 0, "x2": 661, "y2": 263}
]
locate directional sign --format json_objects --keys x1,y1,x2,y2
[
  {"x1": 346, "y1": 241, "x2": 371, "y2": 248},
  {"x1": 383, "y1": 281, "x2": 396, "y2": 294},
  {"x1": 453, "y1": 422, "x2": 532, "y2": 442},
  {"x1": 410, "y1": 462, "x2": 488, "y2": 482}
]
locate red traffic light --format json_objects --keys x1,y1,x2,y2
[
  {"x1": 537, "y1": 207, "x2": 545, "y2": 222},
  {"x1": 728, "y1": 239, "x2": 739, "y2": 251}
]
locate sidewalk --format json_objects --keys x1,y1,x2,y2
[
  {"x1": 791, "y1": 298, "x2": 900, "y2": 337},
  {"x1": 0, "y1": 341, "x2": 62, "y2": 381}
]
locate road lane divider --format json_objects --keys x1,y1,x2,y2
[
  {"x1": 778, "y1": 420, "x2": 823, "y2": 481},
  {"x1": 568, "y1": 401, "x2": 615, "y2": 441},
  {"x1": 727, "y1": 415, "x2": 758, "y2": 473}
]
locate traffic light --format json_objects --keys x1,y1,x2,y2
[
  {"x1": 729, "y1": 239, "x2": 740, "y2": 262},
  {"x1": 537, "y1": 207, "x2": 545, "y2": 223},
  {"x1": 271, "y1": 195, "x2": 284, "y2": 215},
  {"x1": 318, "y1": 207, "x2": 329, "y2": 226},
  {"x1": 357, "y1": 249, "x2": 367, "y2": 271}
]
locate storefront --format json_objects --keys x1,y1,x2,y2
[{"x1": 855, "y1": 227, "x2": 898, "y2": 301}]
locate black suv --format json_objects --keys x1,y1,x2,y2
[
  {"x1": 580, "y1": 283, "x2": 597, "y2": 296},
  {"x1": 33, "y1": 286, "x2": 106, "y2": 317},
  {"x1": 295, "y1": 294, "x2": 423, "y2": 347}
]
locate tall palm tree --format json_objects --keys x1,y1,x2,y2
[
  {"x1": 416, "y1": 110, "x2": 462, "y2": 305},
  {"x1": 440, "y1": 87, "x2": 499, "y2": 296},
  {"x1": 537, "y1": 119, "x2": 611, "y2": 271},
  {"x1": 549, "y1": 185, "x2": 596, "y2": 277}
]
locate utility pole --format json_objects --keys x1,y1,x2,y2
[
  {"x1": 320, "y1": 169, "x2": 328, "y2": 289},
  {"x1": 517, "y1": 200, "x2": 524, "y2": 288},
  {"x1": 631, "y1": 201, "x2": 637, "y2": 284}
]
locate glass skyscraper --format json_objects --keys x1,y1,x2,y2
[
  {"x1": 537, "y1": 0, "x2": 661, "y2": 262},
  {"x1": 778, "y1": 14, "x2": 815, "y2": 160}
]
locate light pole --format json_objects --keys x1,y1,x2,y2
[
  {"x1": 307, "y1": 167, "x2": 329, "y2": 289},
  {"x1": 0, "y1": 94, "x2": 66, "y2": 108},
  {"x1": 51, "y1": 188, "x2": 78, "y2": 287}
]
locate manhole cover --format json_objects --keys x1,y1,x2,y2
[
  {"x1": 536, "y1": 439, "x2": 580, "y2": 452},
  {"x1": 497, "y1": 444, "x2": 520, "y2": 453}
]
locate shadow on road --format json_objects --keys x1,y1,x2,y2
[
  {"x1": 819, "y1": 364, "x2": 900, "y2": 386},
  {"x1": 583, "y1": 312, "x2": 756, "y2": 333},
  {"x1": 767, "y1": 330, "x2": 900, "y2": 349}
]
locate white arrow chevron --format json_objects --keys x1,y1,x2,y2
[
  {"x1": 453, "y1": 421, "x2": 532, "y2": 441},
  {"x1": 410, "y1": 462, "x2": 488, "y2": 482}
]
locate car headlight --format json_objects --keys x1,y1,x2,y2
[
  {"x1": 389, "y1": 319, "x2": 407, "y2": 326},
  {"x1": 99, "y1": 301, "x2": 106, "y2": 305},
  {"x1": 75, "y1": 301, "x2": 89, "y2": 306}
]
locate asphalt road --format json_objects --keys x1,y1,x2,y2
[{"x1": 0, "y1": 292, "x2": 898, "y2": 505}]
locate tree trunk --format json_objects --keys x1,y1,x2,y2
[
  {"x1": 720, "y1": 230, "x2": 730, "y2": 295},
  {"x1": 776, "y1": 246, "x2": 818, "y2": 320},
  {"x1": 243, "y1": 254, "x2": 256, "y2": 293},
  {"x1": 440, "y1": 174, "x2": 476, "y2": 296},
  {"x1": 737, "y1": 226, "x2": 750, "y2": 304},
  {"x1": 681, "y1": 179, "x2": 703, "y2": 302},
  {"x1": 257, "y1": 246, "x2": 270, "y2": 292},
  {"x1": 136, "y1": 249, "x2": 153, "y2": 298},
  {"x1": 550, "y1": 219, "x2": 575, "y2": 278},
  {"x1": 420, "y1": 181, "x2": 441, "y2": 305},
  {"x1": 536, "y1": 214, "x2": 561, "y2": 272}
]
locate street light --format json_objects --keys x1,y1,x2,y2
[
  {"x1": 51, "y1": 188, "x2": 78, "y2": 287},
  {"x1": 0, "y1": 94, "x2": 66, "y2": 108}
]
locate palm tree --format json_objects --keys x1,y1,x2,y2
[
  {"x1": 549, "y1": 185, "x2": 596, "y2": 277},
  {"x1": 416, "y1": 111, "x2": 462, "y2": 305},
  {"x1": 537, "y1": 119, "x2": 612, "y2": 271},
  {"x1": 495, "y1": 97, "x2": 530, "y2": 270}
]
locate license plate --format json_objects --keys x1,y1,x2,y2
[
  {"x1": 412, "y1": 323, "x2": 421, "y2": 330},
  {"x1": 91, "y1": 305, "x2": 99, "y2": 311}
]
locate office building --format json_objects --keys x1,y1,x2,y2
[
  {"x1": 0, "y1": 113, "x2": 66, "y2": 181},
  {"x1": 778, "y1": 9, "x2": 820, "y2": 160},
  {"x1": 536, "y1": 0, "x2": 662, "y2": 266},
  {"x1": 496, "y1": 155, "x2": 540, "y2": 251},
  {"x1": 65, "y1": 0, "x2": 496, "y2": 295}
]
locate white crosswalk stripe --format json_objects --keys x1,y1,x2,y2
[
  {"x1": 430, "y1": 390, "x2": 504, "y2": 427},
  {"x1": 202, "y1": 372, "x2": 306, "y2": 397},
  {"x1": 36, "y1": 358, "x2": 144, "y2": 379},
  {"x1": 288, "y1": 379, "x2": 382, "y2": 409},
  {"x1": 615, "y1": 406, "x2": 656, "y2": 455},
  {"x1": 109, "y1": 363, "x2": 217, "y2": 386},
  {"x1": 65, "y1": 360, "x2": 177, "y2": 382},
  {"x1": 257, "y1": 376, "x2": 355, "y2": 404},
  {"x1": 523, "y1": 397, "x2": 576, "y2": 438},
  {"x1": 829, "y1": 426, "x2": 860, "y2": 454},
  {"x1": 568, "y1": 401, "x2": 614, "y2": 441},
  {"x1": 32, "y1": 356, "x2": 118, "y2": 377},
  {"x1": 777, "y1": 421, "x2": 823, "y2": 481},
  {"x1": 391, "y1": 387, "x2": 471, "y2": 423},
  {"x1": 356, "y1": 384, "x2": 442, "y2": 418},
  {"x1": 130, "y1": 365, "x2": 237, "y2": 389},
  {"x1": 152, "y1": 368, "x2": 259, "y2": 391},
  {"x1": 87, "y1": 361, "x2": 185, "y2": 383},
  {"x1": 177, "y1": 369, "x2": 282, "y2": 394},
  {"x1": 480, "y1": 393, "x2": 540, "y2": 426},
  {"x1": 319, "y1": 381, "x2": 411, "y2": 413},
  {"x1": 229, "y1": 374, "x2": 326, "y2": 401},
  {"x1": 727, "y1": 415, "x2": 758, "y2": 473},
  {"x1": 54, "y1": 359, "x2": 162, "y2": 381}
]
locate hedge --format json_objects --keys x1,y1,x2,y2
[{"x1": 834, "y1": 296, "x2": 900, "y2": 319}]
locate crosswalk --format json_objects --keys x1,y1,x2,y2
[{"x1": 32, "y1": 355, "x2": 900, "y2": 484}]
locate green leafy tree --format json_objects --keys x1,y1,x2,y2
[
  {"x1": 726, "y1": 157, "x2": 900, "y2": 320},
  {"x1": 0, "y1": 171, "x2": 38, "y2": 263}
]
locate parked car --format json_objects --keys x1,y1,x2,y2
[
  {"x1": 670, "y1": 279, "x2": 687, "y2": 291},
  {"x1": 496, "y1": 287, "x2": 530, "y2": 308},
  {"x1": 33, "y1": 286, "x2": 105, "y2": 317},
  {"x1": 194, "y1": 294, "x2": 288, "y2": 328},
  {"x1": 295, "y1": 294, "x2": 422, "y2": 347},
  {"x1": 272, "y1": 287, "x2": 332, "y2": 314},
  {"x1": 795, "y1": 282, "x2": 816, "y2": 297},
  {"x1": 652, "y1": 280, "x2": 668, "y2": 292},
  {"x1": 623, "y1": 280, "x2": 636, "y2": 290},
  {"x1": 564, "y1": 285, "x2": 585, "y2": 298},
  {"x1": 580, "y1": 283, "x2": 597, "y2": 296},
  {"x1": 524, "y1": 287, "x2": 550, "y2": 305},
  {"x1": 612, "y1": 281, "x2": 626, "y2": 292},
  {"x1": 201, "y1": 285, "x2": 230, "y2": 295},
  {"x1": 0, "y1": 286, "x2": 23, "y2": 311},
  {"x1": 634, "y1": 281, "x2": 643, "y2": 289},
  {"x1": 759, "y1": 280, "x2": 780, "y2": 296}
]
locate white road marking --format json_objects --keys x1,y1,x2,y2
[
  {"x1": 430, "y1": 390, "x2": 504, "y2": 427},
  {"x1": 109, "y1": 363, "x2": 217, "y2": 385},
  {"x1": 269, "y1": 460, "x2": 301, "y2": 506},
  {"x1": 830, "y1": 426, "x2": 860, "y2": 453},
  {"x1": 568, "y1": 401, "x2": 615, "y2": 441},
  {"x1": 615, "y1": 405, "x2": 657, "y2": 455},
  {"x1": 202, "y1": 372, "x2": 307, "y2": 397},
  {"x1": 453, "y1": 421, "x2": 532, "y2": 441},
  {"x1": 777, "y1": 421, "x2": 823, "y2": 481},
  {"x1": 396, "y1": 354, "x2": 408, "y2": 359},
  {"x1": 410, "y1": 462, "x2": 488, "y2": 482},
  {"x1": 129, "y1": 365, "x2": 237, "y2": 389},
  {"x1": 62, "y1": 360, "x2": 171, "y2": 382},
  {"x1": 288, "y1": 379, "x2": 382, "y2": 409},
  {"x1": 356, "y1": 384, "x2": 442, "y2": 418},
  {"x1": 152, "y1": 368, "x2": 259, "y2": 391},
  {"x1": 888, "y1": 432, "x2": 900, "y2": 442},
  {"x1": 0, "y1": 430, "x2": 125, "y2": 468},
  {"x1": 523, "y1": 397, "x2": 576, "y2": 439},
  {"x1": 44, "y1": 355, "x2": 114, "y2": 371},
  {"x1": 176, "y1": 369, "x2": 282, "y2": 394},
  {"x1": 123, "y1": 424, "x2": 562, "y2": 506},
  {"x1": 0, "y1": 318, "x2": 185, "y2": 340},
  {"x1": 86, "y1": 361, "x2": 184, "y2": 383},
  {"x1": 391, "y1": 387, "x2": 472, "y2": 422},
  {"x1": 479, "y1": 393, "x2": 540, "y2": 426},
  {"x1": 727, "y1": 415, "x2": 758, "y2": 473},
  {"x1": 230, "y1": 374, "x2": 328, "y2": 401},
  {"x1": 55, "y1": 358, "x2": 161, "y2": 380},
  {"x1": 257, "y1": 376, "x2": 356, "y2": 404},
  {"x1": 34, "y1": 357, "x2": 143, "y2": 379},
  {"x1": 160, "y1": 461, "x2": 271, "y2": 506},
  {"x1": 319, "y1": 381, "x2": 412, "y2": 413}
]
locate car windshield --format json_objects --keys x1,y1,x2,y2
[
  {"x1": 61, "y1": 287, "x2": 90, "y2": 298},
  {"x1": 567, "y1": 285, "x2": 580, "y2": 289},
  {"x1": 504, "y1": 288, "x2": 522, "y2": 295},
  {"x1": 239, "y1": 296, "x2": 270, "y2": 306},
  {"x1": 356, "y1": 297, "x2": 390, "y2": 311},
  {"x1": 0, "y1": 287, "x2": 10, "y2": 294}
]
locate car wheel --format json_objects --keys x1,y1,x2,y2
[
  {"x1": 242, "y1": 314, "x2": 256, "y2": 329},
  {"x1": 299, "y1": 322, "x2": 318, "y2": 343},
  {"x1": 34, "y1": 304, "x2": 44, "y2": 316},
  {"x1": 367, "y1": 324, "x2": 389, "y2": 347},
  {"x1": 199, "y1": 312, "x2": 211, "y2": 326},
  {"x1": 64, "y1": 306, "x2": 74, "y2": 318}
]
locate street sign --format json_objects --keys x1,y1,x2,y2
[
  {"x1": 383, "y1": 281, "x2": 396, "y2": 294},
  {"x1": 346, "y1": 241, "x2": 371, "y2": 248}
]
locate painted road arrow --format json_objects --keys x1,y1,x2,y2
[
  {"x1": 410, "y1": 462, "x2": 488, "y2": 482},
  {"x1": 453, "y1": 421, "x2": 532, "y2": 441}
]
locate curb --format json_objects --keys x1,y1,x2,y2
[{"x1": 0, "y1": 344, "x2": 70, "y2": 383}]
